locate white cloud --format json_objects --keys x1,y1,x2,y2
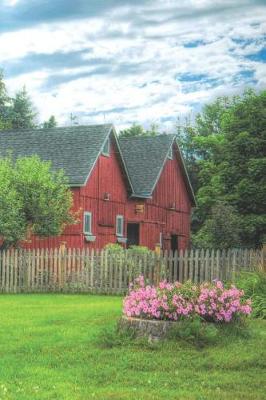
[
  {"x1": 1, "y1": 0, "x2": 266, "y2": 130},
  {"x1": 4, "y1": 0, "x2": 20, "y2": 6}
]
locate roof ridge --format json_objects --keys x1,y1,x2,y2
[
  {"x1": 119, "y1": 133, "x2": 176, "y2": 141},
  {"x1": 0, "y1": 123, "x2": 113, "y2": 135}
]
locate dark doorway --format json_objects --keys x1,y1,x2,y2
[
  {"x1": 171, "y1": 234, "x2": 178, "y2": 253},
  {"x1": 127, "y1": 223, "x2": 140, "y2": 247}
]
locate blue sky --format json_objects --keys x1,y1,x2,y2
[{"x1": 0, "y1": 0, "x2": 265, "y2": 130}]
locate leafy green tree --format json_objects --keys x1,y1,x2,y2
[
  {"x1": 0, "y1": 158, "x2": 25, "y2": 248},
  {"x1": 119, "y1": 123, "x2": 159, "y2": 138},
  {"x1": 190, "y1": 90, "x2": 266, "y2": 248},
  {"x1": 0, "y1": 156, "x2": 75, "y2": 249},
  {"x1": 43, "y1": 115, "x2": 57, "y2": 129},
  {"x1": 220, "y1": 90, "x2": 266, "y2": 246},
  {"x1": 192, "y1": 202, "x2": 241, "y2": 249},
  {"x1": 10, "y1": 86, "x2": 37, "y2": 129},
  {"x1": 176, "y1": 116, "x2": 200, "y2": 192}
]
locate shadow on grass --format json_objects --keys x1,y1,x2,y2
[{"x1": 97, "y1": 316, "x2": 253, "y2": 351}]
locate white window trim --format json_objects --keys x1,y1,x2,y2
[
  {"x1": 116, "y1": 215, "x2": 124, "y2": 237},
  {"x1": 102, "y1": 138, "x2": 110, "y2": 156},
  {"x1": 84, "y1": 211, "x2": 92, "y2": 235}
]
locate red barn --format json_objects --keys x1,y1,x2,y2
[{"x1": 0, "y1": 124, "x2": 195, "y2": 251}]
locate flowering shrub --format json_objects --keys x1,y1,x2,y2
[
  {"x1": 123, "y1": 276, "x2": 252, "y2": 323},
  {"x1": 196, "y1": 281, "x2": 252, "y2": 322}
]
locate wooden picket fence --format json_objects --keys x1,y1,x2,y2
[{"x1": 0, "y1": 248, "x2": 264, "y2": 294}]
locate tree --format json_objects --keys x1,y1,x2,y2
[
  {"x1": 187, "y1": 89, "x2": 266, "y2": 248},
  {"x1": 0, "y1": 70, "x2": 12, "y2": 130},
  {"x1": 43, "y1": 115, "x2": 57, "y2": 129},
  {"x1": 10, "y1": 86, "x2": 37, "y2": 129},
  {"x1": 192, "y1": 202, "x2": 241, "y2": 249},
  {"x1": 0, "y1": 158, "x2": 25, "y2": 248},
  {"x1": 0, "y1": 155, "x2": 76, "y2": 249},
  {"x1": 119, "y1": 123, "x2": 159, "y2": 138},
  {"x1": 176, "y1": 116, "x2": 200, "y2": 192}
]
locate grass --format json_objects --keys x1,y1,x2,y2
[{"x1": 0, "y1": 294, "x2": 265, "y2": 400}]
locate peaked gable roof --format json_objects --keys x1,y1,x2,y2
[
  {"x1": 119, "y1": 134, "x2": 196, "y2": 205},
  {"x1": 0, "y1": 124, "x2": 113, "y2": 186}
]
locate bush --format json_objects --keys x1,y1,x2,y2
[
  {"x1": 104, "y1": 243, "x2": 124, "y2": 252},
  {"x1": 127, "y1": 245, "x2": 152, "y2": 254},
  {"x1": 235, "y1": 271, "x2": 266, "y2": 319},
  {"x1": 168, "y1": 316, "x2": 219, "y2": 347},
  {"x1": 123, "y1": 276, "x2": 252, "y2": 323}
]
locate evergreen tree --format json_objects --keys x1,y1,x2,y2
[
  {"x1": 11, "y1": 86, "x2": 37, "y2": 129},
  {"x1": 0, "y1": 70, "x2": 12, "y2": 130},
  {"x1": 43, "y1": 115, "x2": 57, "y2": 129},
  {"x1": 119, "y1": 123, "x2": 159, "y2": 138}
]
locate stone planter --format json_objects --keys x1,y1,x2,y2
[{"x1": 119, "y1": 315, "x2": 179, "y2": 341}]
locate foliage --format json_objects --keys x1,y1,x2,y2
[
  {"x1": 179, "y1": 90, "x2": 266, "y2": 247},
  {"x1": 123, "y1": 276, "x2": 251, "y2": 322},
  {"x1": 168, "y1": 316, "x2": 251, "y2": 348},
  {"x1": 0, "y1": 70, "x2": 12, "y2": 130},
  {"x1": 0, "y1": 158, "x2": 25, "y2": 246},
  {"x1": 104, "y1": 243, "x2": 152, "y2": 255},
  {"x1": 0, "y1": 71, "x2": 58, "y2": 130},
  {"x1": 43, "y1": 115, "x2": 57, "y2": 129},
  {"x1": 0, "y1": 294, "x2": 265, "y2": 400},
  {"x1": 235, "y1": 271, "x2": 266, "y2": 319},
  {"x1": 104, "y1": 243, "x2": 124, "y2": 252},
  {"x1": 10, "y1": 86, "x2": 37, "y2": 129},
  {"x1": 0, "y1": 155, "x2": 75, "y2": 248},
  {"x1": 192, "y1": 201, "x2": 241, "y2": 248},
  {"x1": 127, "y1": 245, "x2": 152, "y2": 254},
  {"x1": 119, "y1": 122, "x2": 159, "y2": 138},
  {"x1": 168, "y1": 315, "x2": 219, "y2": 347}
]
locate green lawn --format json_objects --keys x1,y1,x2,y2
[{"x1": 0, "y1": 295, "x2": 265, "y2": 400}]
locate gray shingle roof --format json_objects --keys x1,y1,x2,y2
[
  {"x1": 0, "y1": 124, "x2": 195, "y2": 205},
  {"x1": 119, "y1": 134, "x2": 196, "y2": 205},
  {"x1": 119, "y1": 134, "x2": 175, "y2": 197},
  {"x1": 0, "y1": 124, "x2": 112, "y2": 185}
]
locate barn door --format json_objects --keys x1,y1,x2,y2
[
  {"x1": 127, "y1": 223, "x2": 140, "y2": 247},
  {"x1": 171, "y1": 234, "x2": 178, "y2": 253}
]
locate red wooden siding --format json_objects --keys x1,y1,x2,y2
[
  {"x1": 24, "y1": 139, "x2": 192, "y2": 251},
  {"x1": 125, "y1": 142, "x2": 191, "y2": 250},
  {"x1": 25, "y1": 134, "x2": 128, "y2": 249}
]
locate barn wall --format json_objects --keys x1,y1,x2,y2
[
  {"x1": 125, "y1": 143, "x2": 192, "y2": 251},
  {"x1": 24, "y1": 134, "x2": 129, "y2": 249},
  {"x1": 24, "y1": 140, "x2": 192, "y2": 251}
]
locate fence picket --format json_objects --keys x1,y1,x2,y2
[{"x1": 0, "y1": 247, "x2": 263, "y2": 294}]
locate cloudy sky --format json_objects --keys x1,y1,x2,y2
[{"x1": 0, "y1": 0, "x2": 265, "y2": 130}]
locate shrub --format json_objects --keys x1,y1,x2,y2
[
  {"x1": 123, "y1": 276, "x2": 252, "y2": 323},
  {"x1": 168, "y1": 316, "x2": 219, "y2": 347},
  {"x1": 104, "y1": 243, "x2": 124, "y2": 252},
  {"x1": 195, "y1": 280, "x2": 252, "y2": 322},
  {"x1": 127, "y1": 245, "x2": 152, "y2": 254},
  {"x1": 235, "y1": 271, "x2": 266, "y2": 319}
]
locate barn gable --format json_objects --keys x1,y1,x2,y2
[{"x1": 118, "y1": 135, "x2": 196, "y2": 205}]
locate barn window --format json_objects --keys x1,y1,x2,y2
[
  {"x1": 102, "y1": 137, "x2": 110, "y2": 156},
  {"x1": 116, "y1": 215, "x2": 124, "y2": 237},
  {"x1": 168, "y1": 146, "x2": 173, "y2": 159},
  {"x1": 84, "y1": 212, "x2": 92, "y2": 234}
]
